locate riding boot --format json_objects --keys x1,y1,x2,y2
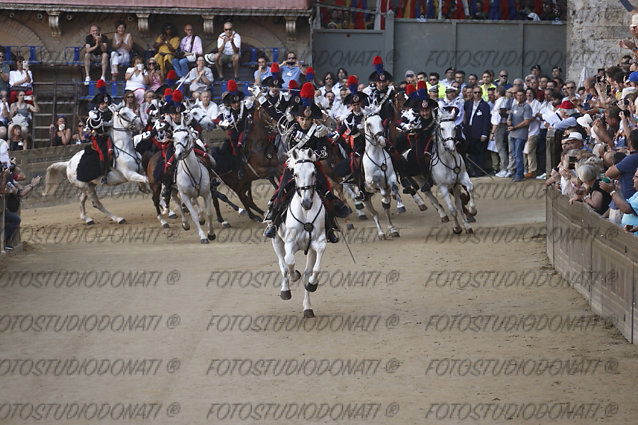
[
  {"x1": 161, "y1": 166, "x2": 174, "y2": 203},
  {"x1": 324, "y1": 191, "x2": 351, "y2": 218},
  {"x1": 100, "y1": 160, "x2": 109, "y2": 184},
  {"x1": 401, "y1": 177, "x2": 416, "y2": 195},
  {"x1": 421, "y1": 171, "x2": 433, "y2": 193},
  {"x1": 325, "y1": 214, "x2": 340, "y2": 243}
]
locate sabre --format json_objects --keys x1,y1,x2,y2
[
  {"x1": 463, "y1": 154, "x2": 495, "y2": 180},
  {"x1": 334, "y1": 219, "x2": 356, "y2": 264}
]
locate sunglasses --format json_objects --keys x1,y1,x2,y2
[
  {"x1": 126, "y1": 95, "x2": 135, "y2": 99},
  {"x1": 406, "y1": 74, "x2": 414, "y2": 78},
  {"x1": 500, "y1": 75, "x2": 507, "y2": 77},
  {"x1": 224, "y1": 28, "x2": 232, "y2": 31},
  {"x1": 473, "y1": 91, "x2": 482, "y2": 94}
]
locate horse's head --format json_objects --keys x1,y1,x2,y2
[
  {"x1": 363, "y1": 111, "x2": 386, "y2": 148},
  {"x1": 172, "y1": 126, "x2": 194, "y2": 161},
  {"x1": 438, "y1": 107, "x2": 458, "y2": 152},
  {"x1": 289, "y1": 148, "x2": 318, "y2": 210},
  {"x1": 114, "y1": 106, "x2": 142, "y2": 133}
]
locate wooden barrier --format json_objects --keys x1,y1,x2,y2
[{"x1": 546, "y1": 187, "x2": 638, "y2": 343}]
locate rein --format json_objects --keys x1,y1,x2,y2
[
  {"x1": 174, "y1": 129, "x2": 202, "y2": 196},
  {"x1": 432, "y1": 119, "x2": 462, "y2": 180},
  {"x1": 288, "y1": 158, "x2": 322, "y2": 255}
]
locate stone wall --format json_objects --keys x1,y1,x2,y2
[{"x1": 567, "y1": 0, "x2": 632, "y2": 82}]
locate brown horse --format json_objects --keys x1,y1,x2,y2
[
  {"x1": 212, "y1": 104, "x2": 284, "y2": 222},
  {"x1": 145, "y1": 149, "x2": 246, "y2": 229}
]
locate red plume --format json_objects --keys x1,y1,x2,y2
[
  {"x1": 166, "y1": 70, "x2": 177, "y2": 80},
  {"x1": 227, "y1": 79, "x2": 238, "y2": 93},
  {"x1": 288, "y1": 80, "x2": 299, "y2": 89},
  {"x1": 305, "y1": 66, "x2": 314, "y2": 75},
  {"x1": 270, "y1": 63, "x2": 280, "y2": 74},
  {"x1": 300, "y1": 82, "x2": 315, "y2": 99},
  {"x1": 406, "y1": 84, "x2": 416, "y2": 96},
  {"x1": 347, "y1": 75, "x2": 358, "y2": 86},
  {"x1": 417, "y1": 81, "x2": 426, "y2": 91},
  {"x1": 163, "y1": 88, "x2": 173, "y2": 97},
  {"x1": 372, "y1": 56, "x2": 383, "y2": 66},
  {"x1": 172, "y1": 89, "x2": 183, "y2": 103},
  {"x1": 96, "y1": 79, "x2": 106, "y2": 89}
]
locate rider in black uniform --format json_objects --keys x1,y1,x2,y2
[
  {"x1": 263, "y1": 83, "x2": 351, "y2": 243},
  {"x1": 216, "y1": 80, "x2": 254, "y2": 178},
  {"x1": 88, "y1": 92, "x2": 114, "y2": 184}
]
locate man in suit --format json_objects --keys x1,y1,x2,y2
[{"x1": 463, "y1": 86, "x2": 491, "y2": 177}]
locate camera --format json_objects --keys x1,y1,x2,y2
[
  {"x1": 568, "y1": 155, "x2": 577, "y2": 170},
  {"x1": 22, "y1": 60, "x2": 28, "y2": 67}
]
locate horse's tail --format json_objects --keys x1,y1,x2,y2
[{"x1": 43, "y1": 161, "x2": 69, "y2": 196}]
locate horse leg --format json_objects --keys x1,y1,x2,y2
[
  {"x1": 390, "y1": 179, "x2": 406, "y2": 214},
  {"x1": 272, "y1": 234, "x2": 292, "y2": 300},
  {"x1": 237, "y1": 190, "x2": 263, "y2": 222},
  {"x1": 343, "y1": 184, "x2": 367, "y2": 221},
  {"x1": 79, "y1": 190, "x2": 94, "y2": 225},
  {"x1": 204, "y1": 193, "x2": 216, "y2": 240},
  {"x1": 362, "y1": 196, "x2": 385, "y2": 239},
  {"x1": 181, "y1": 194, "x2": 208, "y2": 243},
  {"x1": 153, "y1": 185, "x2": 168, "y2": 228},
  {"x1": 211, "y1": 193, "x2": 230, "y2": 228},
  {"x1": 439, "y1": 185, "x2": 462, "y2": 234},
  {"x1": 422, "y1": 189, "x2": 449, "y2": 222},
  {"x1": 461, "y1": 177, "x2": 477, "y2": 216},
  {"x1": 454, "y1": 184, "x2": 473, "y2": 234},
  {"x1": 411, "y1": 192, "x2": 428, "y2": 212},
  {"x1": 284, "y1": 240, "x2": 301, "y2": 285},
  {"x1": 193, "y1": 198, "x2": 206, "y2": 225},
  {"x1": 86, "y1": 184, "x2": 126, "y2": 224}
]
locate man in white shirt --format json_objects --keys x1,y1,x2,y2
[
  {"x1": 524, "y1": 88, "x2": 542, "y2": 178},
  {"x1": 214, "y1": 21, "x2": 240, "y2": 80},
  {"x1": 438, "y1": 86, "x2": 464, "y2": 127},
  {"x1": 194, "y1": 90, "x2": 218, "y2": 130},
  {"x1": 172, "y1": 24, "x2": 203, "y2": 79},
  {"x1": 490, "y1": 86, "x2": 511, "y2": 177}
]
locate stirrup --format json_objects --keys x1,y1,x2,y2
[
  {"x1": 327, "y1": 228, "x2": 339, "y2": 243},
  {"x1": 263, "y1": 224, "x2": 276, "y2": 239}
]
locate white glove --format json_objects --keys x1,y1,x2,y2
[
  {"x1": 247, "y1": 86, "x2": 260, "y2": 97},
  {"x1": 88, "y1": 110, "x2": 99, "y2": 120},
  {"x1": 133, "y1": 134, "x2": 144, "y2": 147}
]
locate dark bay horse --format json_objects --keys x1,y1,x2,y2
[{"x1": 212, "y1": 104, "x2": 284, "y2": 222}]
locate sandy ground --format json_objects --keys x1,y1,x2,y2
[{"x1": 0, "y1": 177, "x2": 636, "y2": 425}]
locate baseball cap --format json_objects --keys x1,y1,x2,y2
[
  {"x1": 405, "y1": 69, "x2": 415, "y2": 78},
  {"x1": 564, "y1": 132, "x2": 583, "y2": 141},
  {"x1": 576, "y1": 114, "x2": 593, "y2": 128},
  {"x1": 428, "y1": 85, "x2": 439, "y2": 92},
  {"x1": 627, "y1": 71, "x2": 638, "y2": 82},
  {"x1": 558, "y1": 100, "x2": 575, "y2": 109}
]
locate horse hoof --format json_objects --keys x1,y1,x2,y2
[
  {"x1": 117, "y1": 218, "x2": 127, "y2": 224},
  {"x1": 162, "y1": 223, "x2": 169, "y2": 229},
  {"x1": 280, "y1": 290, "x2": 291, "y2": 300},
  {"x1": 238, "y1": 208, "x2": 247, "y2": 216},
  {"x1": 441, "y1": 216, "x2": 450, "y2": 223},
  {"x1": 305, "y1": 282, "x2": 318, "y2": 293},
  {"x1": 355, "y1": 203, "x2": 364, "y2": 210},
  {"x1": 358, "y1": 214, "x2": 368, "y2": 221},
  {"x1": 251, "y1": 215, "x2": 263, "y2": 223},
  {"x1": 208, "y1": 233, "x2": 216, "y2": 241},
  {"x1": 378, "y1": 234, "x2": 386, "y2": 240},
  {"x1": 466, "y1": 216, "x2": 476, "y2": 223},
  {"x1": 397, "y1": 206, "x2": 406, "y2": 214},
  {"x1": 391, "y1": 231, "x2": 400, "y2": 238},
  {"x1": 419, "y1": 204, "x2": 428, "y2": 212},
  {"x1": 346, "y1": 223, "x2": 355, "y2": 230},
  {"x1": 466, "y1": 228, "x2": 474, "y2": 234},
  {"x1": 201, "y1": 238, "x2": 209, "y2": 244},
  {"x1": 222, "y1": 221, "x2": 231, "y2": 228},
  {"x1": 453, "y1": 227, "x2": 462, "y2": 234},
  {"x1": 304, "y1": 309, "x2": 315, "y2": 318},
  {"x1": 182, "y1": 223, "x2": 190, "y2": 231},
  {"x1": 168, "y1": 213, "x2": 178, "y2": 219},
  {"x1": 86, "y1": 219, "x2": 95, "y2": 225},
  {"x1": 291, "y1": 270, "x2": 301, "y2": 282},
  {"x1": 199, "y1": 218, "x2": 206, "y2": 225}
]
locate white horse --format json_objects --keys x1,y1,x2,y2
[
  {"x1": 360, "y1": 106, "x2": 403, "y2": 239},
  {"x1": 429, "y1": 107, "x2": 477, "y2": 234},
  {"x1": 172, "y1": 125, "x2": 216, "y2": 244},
  {"x1": 44, "y1": 104, "x2": 147, "y2": 224},
  {"x1": 272, "y1": 148, "x2": 326, "y2": 318}
]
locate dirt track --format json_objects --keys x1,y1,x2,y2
[{"x1": 1, "y1": 178, "x2": 637, "y2": 424}]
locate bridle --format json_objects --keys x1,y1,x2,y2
[
  {"x1": 173, "y1": 128, "x2": 202, "y2": 196},
  {"x1": 287, "y1": 157, "x2": 323, "y2": 255}
]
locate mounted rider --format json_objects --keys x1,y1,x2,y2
[
  {"x1": 263, "y1": 82, "x2": 351, "y2": 243},
  {"x1": 88, "y1": 80, "x2": 114, "y2": 184},
  {"x1": 396, "y1": 81, "x2": 440, "y2": 193},
  {"x1": 334, "y1": 75, "x2": 370, "y2": 199},
  {"x1": 363, "y1": 56, "x2": 395, "y2": 131},
  {"x1": 216, "y1": 79, "x2": 254, "y2": 178}
]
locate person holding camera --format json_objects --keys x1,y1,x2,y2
[
  {"x1": 153, "y1": 23, "x2": 180, "y2": 76},
  {"x1": 49, "y1": 116, "x2": 72, "y2": 147},
  {"x1": 110, "y1": 22, "x2": 133, "y2": 80},
  {"x1": 279, "y1": 51, "x2": 304, "y2": 89},
  {"x1": 84, "y1": 24, "x2": 109, "y2": 83},
  {"x1": 9, "y1": 90, "x2": 38, "y2": 143},
  {"x1": 0, "y1": 92, "x2": 9, "y2": 140},
  {"x1": 212, "y1": 21, "x2": 240, "y2": 81},
  {"x1": 0, "y1": 163, "x2": 41, "y2": 250},
  {"x1": 8, "y1": 57, "x2": 33, "y2": 104},
  {"x1": 125, "y1": 56, "x2": 150, "y2": 104},
  {"x1": 72, "y1": 120, "x2": 90, "y2": 144}
]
